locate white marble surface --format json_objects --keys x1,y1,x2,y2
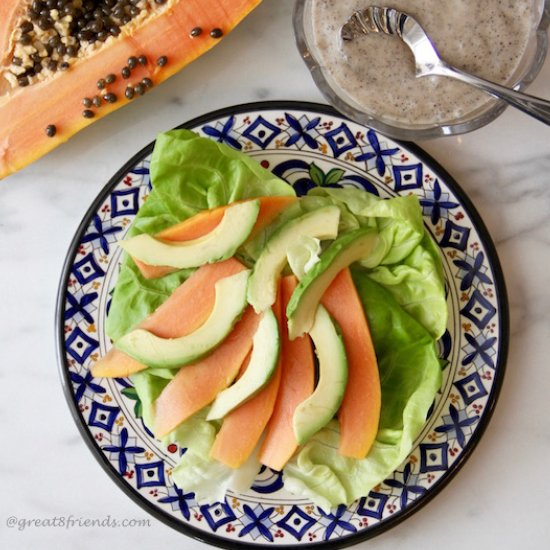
[{"x1": 1, "y1": 1, "x2": 549, "y2": 548}]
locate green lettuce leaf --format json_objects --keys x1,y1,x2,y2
[
  {"x1": 367, "y1": 232, "x2": 447, "y2": 340},
  {"x1": 286, "y1": 236, "x2": 322, "y2": 279},
  {"x1": 105, "y1": 130, "x2": 295, "y2": 341},
  {"x1": 144, "y1": 130, "x2": 294, "y2": 232},
  {"x1": 163, "y1": 408, "x2": 261, "y2": 503},
  {"x1": 129, "y1": 371, "x2": 171, "y2": 430},
  {"x1": 303, "y1": 187, "x2": 447, "y2": 339},
  {"x1": 283, "y1": 271, "x2": 442, "y2": 507}
]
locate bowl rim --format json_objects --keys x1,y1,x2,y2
[{"x1": 293, "y1": 0, "x2": 550, "y2": 140}]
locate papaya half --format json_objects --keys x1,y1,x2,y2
[{"x1": 0, "y1": 0, "x2": 262, "y2": 180}]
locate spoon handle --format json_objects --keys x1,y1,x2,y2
[{"x1": 438, "y1": 65, "x2": 550, "y2": 125}]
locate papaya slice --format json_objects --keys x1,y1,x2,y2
[
  {"x1": 259, "y1": 275, "x2": 315, "y2": 471},
  {"x1": 153, "y1": 307, "x2": 261, "y2": 437},
  {"x1": 0, "y1": 0, "x2": 262, "y2": 179},
  {"x1": 135, "y1": 195, "x2": 298, "y2": 279},
  {"x1": 209, "y1": 283, "x2": 283, "y2": 469},
  {"x1": 90, "y1": 257, "x2": 246, "y2": 378},
  {"x1": 321, "y1": 268, "x2": 381, "y2": 459}
]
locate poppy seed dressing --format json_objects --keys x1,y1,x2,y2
[{"x1": 310, "y1": 0, "x2": 539, "y2": 125}]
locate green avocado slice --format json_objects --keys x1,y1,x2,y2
[
  {"x1": 115, "y1": 270, "x2": 250, "y2": 369},
  {"x1": 247, "y1": 205, "x2": 340, "y2": 313},
  {"x1": 119, "y1": 199, "x2": 260, "y2": 268},
  {"x1": 293, "y1": 305, "x2": 348, "y2": 444},
  {"x1": 286, "y1": 228, "x2": 378, "y2": 340},
  {"x1": 206, "y1": 308, "x2": 280, "y2": 420}
]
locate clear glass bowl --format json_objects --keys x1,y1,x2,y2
[{"x1": 293, "y1": 0, "x2": 550, "y2": 140}]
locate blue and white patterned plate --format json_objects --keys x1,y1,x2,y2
[{"x1": 56, "y1": 101, "x2": 508, "y2": 547}]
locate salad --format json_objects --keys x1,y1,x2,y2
[{"x1": 91, "y1": 129, "x2": 447, "y2": 508}]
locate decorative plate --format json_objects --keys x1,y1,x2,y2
[{"x1": 57, "y1": 101, "x2": 508, "y2": 548}]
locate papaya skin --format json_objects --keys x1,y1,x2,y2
[{"x1": 0, "y1": 0, "x2": 262, "y2": 179}]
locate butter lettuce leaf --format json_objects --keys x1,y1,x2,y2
[
  {"x1": 367, "y1": 232, "x2": 447, "y2": 340},
  {"x1": 106, "y1": 130, "x2": 295, "y2": 341},
  {"x1": 144, "y1": 130, "x2": 295, "y2": 232},
  {"x1": 130, "y1": 371, "x2": 171, "y2": 430},
  {"x1": 305, "y1": 187, "x2": 447, "y2": 339},
  {"x1": 162, "y1": 407, "x2": 261, "y2": 503},
  {"x1": 283, "y1": 271, "x2": 442, "y2": 507}
]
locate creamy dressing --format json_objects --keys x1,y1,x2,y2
[{"x1": 310, "y1": 0, "x2": 539, "y2": 125}]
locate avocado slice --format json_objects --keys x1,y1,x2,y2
[
  {"x1": 286, "y1": 228, "x2": 378, "y2": 340},
  {"x1": 286, "y1": 236, "x2": 322, "y2": 280},
  {"x1": 119, "y1": 200, "x2": 260, "y2": 268},
  {"x1": 206, "y1": 308, "x2": 280, "y2": 420},
  {"x1": 115, "y1": 270, "x2": 250, "y2": 369},
  {"x1": 293, "y1": 305, "x2": 348, "y2": 444},
  {"x1": 247, "y1": 205, "x2": 340, "y2": 312}
]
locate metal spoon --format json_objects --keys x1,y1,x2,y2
[{"x1": 340, "y1": 6, "x2": 550, "y2": 125}]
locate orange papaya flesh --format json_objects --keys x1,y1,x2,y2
[
  {"x1": 321, "y1": 268, "x2": 381, "y2": 459},
  {"x1": 90, "y1": 257, "x2": 246, "y2": 378},
  {"x1": 0, "y1": 0, "x2": 262, "y2": 179},
  {"x1": 0, "y1": 4, "x2": 21, "y2": 65},
  {"x1": 135, "y1": 196, "x2": 298, "y2": 279},
  {"x1": 209, "y1": 285, "x2": 283, "y2": 469},
  {"x1": 153, "y1": 308, "x2": 260, "y2": 437},
  {"x1": 259, "y1": 275, "x2": 315, "y2": 471}
]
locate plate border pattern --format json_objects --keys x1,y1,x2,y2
[{"x1": 56, "y1": 101, "x2": 509, "y2": 549}]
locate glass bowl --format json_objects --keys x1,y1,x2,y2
[{"x1": 293, "y1": 0, "x2": 550, "y2": 140}]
